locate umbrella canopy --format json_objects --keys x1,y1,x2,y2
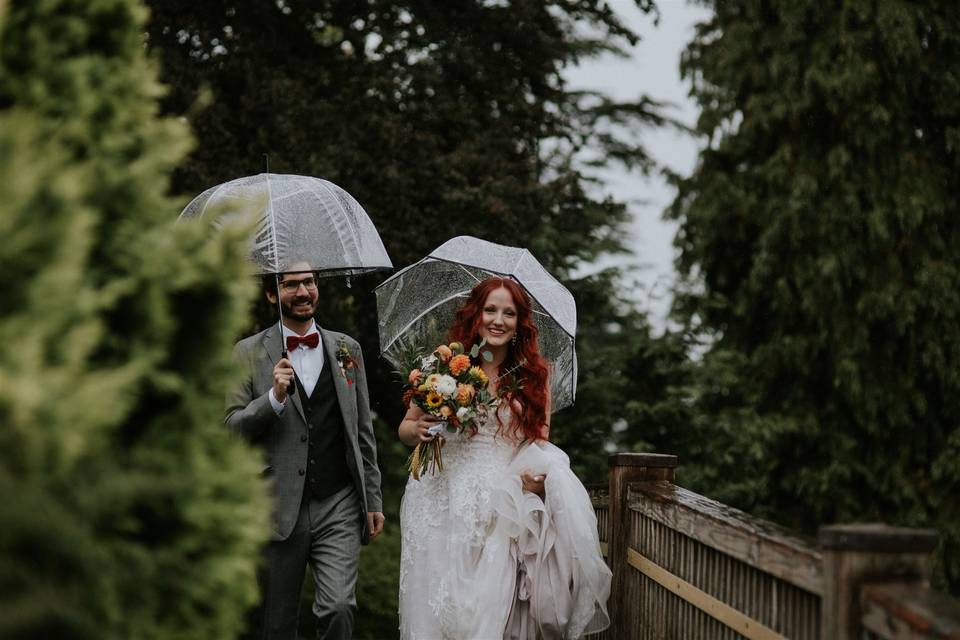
[
  {"x1": 178, "y1": 173, "x2": 393, "y2": 276},
  {"x1": 375, "y1": 236, "x2": 577, "y2": 411}
]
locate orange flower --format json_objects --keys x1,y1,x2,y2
[
  {"x1": 449, "y1": 354, "x2": 471, "y2": 376},
  {"x1": 436, "y1": 345, "x2": 453, "y2": 362},
  {"x1": 402, "y1": 388, "x2": 415, "y2": 408},
  {"x1": 439, "y1": 405, "x2": 453, "y2": 418},
  {"x1": 456, "y1": 383, "x2": 476, "y2": 407},
  {"x1": 408, "y1": 368, "x2": 423, "y2": 386}
]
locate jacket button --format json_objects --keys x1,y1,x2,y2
[
  {"x1": 298, "y1": 468, "x2": 305, "y2": 476},
  {"x1": 301, "y1": 434, "x2": 308, "y2": 442}
]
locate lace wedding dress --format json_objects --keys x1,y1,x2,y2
[{"x1": 398, "y1": 406, "x2": 611, "y2": 639}]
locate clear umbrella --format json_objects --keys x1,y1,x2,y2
[
  {"x1": 375, "y1": 236, "x2": 577, "y2": 411},
  {"x1": 179, "y1": 173, "x2": 393, "y2": 277},
  {"x1": 180, "y1": 173, "x2": 393, "y2": 395}
]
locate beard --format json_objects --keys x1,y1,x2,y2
[{"x1": 281, "y1": 294, "x2": 316, "y2": 322}]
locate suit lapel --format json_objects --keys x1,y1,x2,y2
[
  {"x1": 262, "y1": 324, "x2": 306, "y2": 424},
  {"x1": 321, "y1": 328, "x2": 358, "y2": 434}
]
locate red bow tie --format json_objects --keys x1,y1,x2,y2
[{"x1": 286, "y1": 332, "x2": 319, "y2": 351}]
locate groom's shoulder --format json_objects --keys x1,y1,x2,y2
[
  {"x1": 234, "y1": 327, "x2": 271, "y2": 352},
  {"x1": 321, "y1": 328, "x2": 361, "y2": 349}
]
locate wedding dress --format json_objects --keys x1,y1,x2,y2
[{"x1": 398, "y1": 406, "x2": 611, "y2": 639}]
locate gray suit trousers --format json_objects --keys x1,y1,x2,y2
[{"x1": 260, "y1": 485, "x2": 362, "y2": 640}]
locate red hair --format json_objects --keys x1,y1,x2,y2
[{"x1": 447, "y1": 277, "x2": 550, "y2": 442}]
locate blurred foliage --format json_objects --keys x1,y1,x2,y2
[
  {"x1": 0, "y1": 0, "x2": 270, "y2": 638},
  {"x1": 145, "y1": 0, "x2": 671, "y2": 636},
  {"x1": 663, "y1": 0, "x2": 960, "y2": 593}
]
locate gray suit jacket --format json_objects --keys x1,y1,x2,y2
[{"x1": 225, "y1": 324, "x2": 382, "y2": 543}]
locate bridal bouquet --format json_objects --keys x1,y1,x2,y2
[{"x1": 398, "y1": 340, "x2": 496, "y2": 479}]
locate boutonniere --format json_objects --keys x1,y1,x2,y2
[{"x1": 336, "y1": 337, "x2": 358, "y2": 386}]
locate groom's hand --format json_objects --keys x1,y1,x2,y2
[
  {"x1": 367, "y1": 512, "x2": 385, "y2": 539},
  {"x1": 272, "y1": 358, "x2": 295, "y2": 403}
]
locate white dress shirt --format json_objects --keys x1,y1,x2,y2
[{"x1": 269, "y1": 321, "x2": 324, "y2": 414}]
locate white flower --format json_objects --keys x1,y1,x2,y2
[
  {"x1": 456, "y1": 406, "x2": 471, "y2": 420},
  {"x1": 421, "y1": 354, "x2": 437, "y2": 369},
  {"x1": 434, "y1": 374, "x2": 457, "y2": 397}
]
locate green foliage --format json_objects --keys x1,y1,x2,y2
[
  {"x1": 0, "y1": 1, "x2": 270, "y2": 637},
  {"x1": 669, "y1": 0, "x2": 960, "y2": 591},
  {"x1": 145, "y1": 0, "x2": 670, "y2": 629}
]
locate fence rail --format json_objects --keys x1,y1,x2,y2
[{"x1": 591, "y1": 453, "x2": 960, "y2": 640}]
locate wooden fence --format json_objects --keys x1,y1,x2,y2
[{"x1": 590, "y1": 453, "x2": 960, "y2": 639}]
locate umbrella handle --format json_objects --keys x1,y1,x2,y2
[{"x1": 282, "y1": 349, "x2": 297, "y2": 396}]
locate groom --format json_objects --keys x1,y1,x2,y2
[{"x1": 226, "y1": 262, "x2": 384, "y2": 640}]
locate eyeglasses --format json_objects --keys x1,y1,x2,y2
[{"x1": 278, "y1": 276, "x2": 318, "y2": 293}]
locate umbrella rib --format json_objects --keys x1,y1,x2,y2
[
  {"x1": 456, "y1": 263, "x2": 486, "y2": 284},
  {"x1": 317, "y1": 180, "x2": 362, "y2": 257},
  {"x1": 264, "y1": 173, "x2": 281, "y2": 273},
  {"x1": 305, "y1": 181, "x2": 353, "y2": 271},
  {"x1": 199, "y1": 182, "x2": 229, "y2": 218},
  {"x1": 513, "y1": 247, "x2": 529, "y2": 274}
]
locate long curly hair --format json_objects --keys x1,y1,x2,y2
[{"x1": 447, "y1": 277, "x2": 550, "y2": 442}]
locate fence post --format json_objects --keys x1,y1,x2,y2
[
  {"x1": 608, "y1": 452, "x2": 678, "y2": 639},
  {"x1": 819, "y1": 523, "x2": 937, "y2": 640}
]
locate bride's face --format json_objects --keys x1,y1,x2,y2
[{"x1": 479, "y1": 287, "x2": 518, "y2": 348}]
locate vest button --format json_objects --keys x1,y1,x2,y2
[
  {"x1": 301, "y1": 434, "x2": 308, "y2": 442},
  {"x1": 298, "y1": 468, "x2": 305, "y2": 476},
  {"x1": 310, "y1": 459, "x2": 315, "y2": 465}
]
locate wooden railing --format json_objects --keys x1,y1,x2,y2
[{"x1": 591, "y1": 453, "x2": 960, "y2": 640}]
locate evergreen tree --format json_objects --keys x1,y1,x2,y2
[
  {"x1": 0, "y1": 1, "x2": 270, "y2": 637},
  {"x1": 145, "y1": 1, "x2": 670, "y2": 635},
  {"x1": 669, "y1": 0, "x2": 960, "y2": 591}
]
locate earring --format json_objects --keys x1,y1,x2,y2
[{"x1": 511, "y1": 334, "x2": 517, "y2": 346}]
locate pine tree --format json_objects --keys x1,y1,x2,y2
[
  {"x1": 0, "y1": 1, "x2": 270, "y2": 637},
  {"x1": 670, "y1": 0, "x2": 960, "y2": 591}
]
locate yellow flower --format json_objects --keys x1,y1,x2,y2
[
  {"x1": 456, "y1": 383, "x2": 476, "y2": 407},
  {"x1": 449, "y1": 341, "x2": 464, "y2": 355},
  {"x1": 425, "y1": 391, "x2": 443, "y2": 409},
  {"x1": 469, "y1": 366, "x2": 488, "y2": 387}
]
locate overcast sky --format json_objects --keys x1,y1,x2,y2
[{"x1": 564, "y1": 0, "x2": 711, "y2": 327}]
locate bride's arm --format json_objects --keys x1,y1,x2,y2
[
  {"x1": 398, "y1": 405, "x2": 440, "y2": 447},
  {"x1": 540, "y1": 391, "x2": 552, "y2": 441},
  {"x1": 520, "y1": 391, "x2": 552, "y2": 498}
]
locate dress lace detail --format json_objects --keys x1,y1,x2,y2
[{"x1": 399, "y1": 407, "x2": 611, "y2": 639}]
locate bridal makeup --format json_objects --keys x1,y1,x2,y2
[{"x1": 479, "y1": 287, "x2": 518, "y2": 348}]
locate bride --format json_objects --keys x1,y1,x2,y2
[{"x1": 397, "y1": 277, "x2": 611, "y2": 639}]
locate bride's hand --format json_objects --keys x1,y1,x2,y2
[
  {"x1": 521, "y1": 471, "x2": 546, "y2": 498},
  {"x1": 414, "y1": 414, "x2": 441, "y2": 442}
]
